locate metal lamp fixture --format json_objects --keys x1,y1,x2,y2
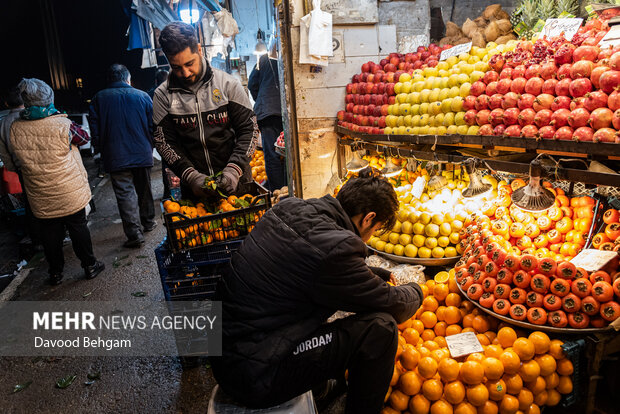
[
  {"x1": 254, "y1": 29, "x2": 268, "y2": 56},
  {"x1": 427, "y1": 163, "x2": 448, "y2": 191},
  {"x1": 381, "y1": 157, "x2": 404, "y2": 178},
  {"x1": 462, "y1": 159, "x2": 492, "y2": 198},
  {"x1": 511, "y1": 159, "x2": 556, "y2": 212},
  {"x1": 345, "y1": 151, "x2": 369, "y2": 173}
]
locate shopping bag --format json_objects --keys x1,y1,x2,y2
[
  {"x1": 307, "y1": 0, "x2": 333, "y2": 58},
  {"x1": 214, "y1": 9, "x2": 239, "y2": 38}
]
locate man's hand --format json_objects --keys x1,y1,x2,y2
[
  {"x1": 216, "y1": 165, "x2": 241, "y2": 195},
  {"x1": 183, "y1": 168, "x2": 209, "y2": 197}
]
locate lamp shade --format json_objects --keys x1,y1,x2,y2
[
  {"x1": 511, "y1": 159, "x2": 555, "y2": 212},
  {"x1": 346, "y1": 151, "x2": 369, "y2": 173},
  {"x1": 462, "y1": 160, "x2": 492, "y2": 198},
  {"x1": 381, "y1": 157, "x2": 404, "y2": 178}
]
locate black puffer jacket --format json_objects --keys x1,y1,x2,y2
[{"x1": 211, "y1": 195, "x2": 423, "y2": 396}]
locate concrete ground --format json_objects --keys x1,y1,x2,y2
[{"x1": 0, "y1": 160, "x2": 345, "y2": 414}]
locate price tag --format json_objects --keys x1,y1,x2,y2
[
  {"x1": 445, "y1": 332, "x2": 484, "y2": 358},
  {"x1": 570, "y1": 249, "x2": 619, "y2": 272},
  {"x1": 540, "y1": 18, "x2": 583, "y2": 41},
  {"x1": 440, "y1": 42, "x2": 472, "y2": 61},
  {"x1": 410, "y1": 176, "x2": 426, "y2": 199},
  {"x1": 599, "y1": 25, "x2": 620, "y2": 49}
]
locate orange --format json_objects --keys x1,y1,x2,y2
[
  {"x1": 445, "y1": 292, "x2": 462, "y2": 307},
  {"x1": 400, "y1": 345, "x2": 421, "y2": 370},
  {"x1": 412, "y1": 320, "x2": 425, "y2": 334},
  {"x1": 422, "y1": 329, "x2": 437, "y2": 341},
  {"x1": 548, "y1": 339, "x2": 565, "y2": 360},
  {"x1": 444, "y1": 306, "x2": 462, "y2": 325},
  {"x1": 403, "y1": 327, "x2": 421, "y2": 345},
  {"x1": 484, "y1": 331, "x2": 497, "y2": 344},
  {"x1": 545, "y1": 389, "x2": 561, "y2": 406},
  {"x1": 435, "y1": 336, "x2": 448, "y2": 348},
  {"x1": 421, "y1": 284, "x2": 430, "y2": 298},
  {"x1": 497, "y1": 327, "x2": 518, "y2": 348},
  {"x1": 467, "y1": 383, "x2": 489, "y2": 407},
  {"x1": 524, "y1": 376, "x2": 546, "y2": 395},
  {"x1": 418, "y1": 356, "x2": 439, "y2": 379},
  {"x1": 419, "y1": 346, "x2": 432, "y2": 358},
  {"x1": 446, "y1": 324, "x2": 462, "y2": 336},
  {"x1": 460, "y1": 360, "x2": 485, "y2": 385},
  {"x1": 477, "y1": 334, "x2": 491, "y2": 346},
  {"x1": 431, "y1": 349, "x2": 448, "y2": 362},
  {"x1": 503, "y1": 373, "x2": 523, "y2": 395},
  {"x1": 523, "y1": 403, "x2": 541, "y2": 414},
  {"x1": 517, "y1": 389, "x2": 534, "y2": 410},
  {"x1": 398, "y1": 318, "x2": 413, "y2": 331},
  {"x1": 436, "y1": 306, "x2": 447, "y2": 322},
  {"x1": 477, "y1": 400, "x2": 499, "y2": 414},
  {"x1": 409, "y1": 394, "x2": 432, "y2": 414},
  {"x1": 424, "y1": 340, "x2": 441, "y2": 351},
  {"x1": 454, "y1": 401, "x2": 478, "y2": 414},
  {"x1": 513, "y1": 338, "x2": 535, "y2": 361},
  {"x1": 461, "y1": 327, "x2": 475, "y2": 333},
  {"x1": 533, "y1": 390, "x2": 547, "y2": 406},
  {"x1": 527, "y1": 332, "x2": 550, "y2": 355},
  {"x1": 448, "y1": 275, "x2": 460, "y2": 294},
  {"x1": 519, "y1": 360, "x2": 541, "y2": 383},
  {"x1": 472, "y1": 315, "x2": 491, "y2": 333},
  {"x1": 381, "y1": 407, "x2": 400, "y2": 414},
  {"x1": 430, "y1": 399, "x2": 454, "y2": 414},
  {"x1": 462, "y1": 313, "x2": 475, "y2": 328},
  {"x1": 426, "y1": 280, "x2": 436, "y2": 294},
  {"x1": 444, "y1": 380, "x2": 466, "y2": 404},
  {"x1": 499, "y1": 350, "x2": 521, "y2": 375},
  {"x1": 534, "y1": 354, "x2": 556, "y2": 376},
  {"x1": 487, "y1": 379, "x2": 507, "y2": 401},
  {"x1": 389, "y1": 389, "x2": 410, "y2": 411},
  {"x1": 422, "y1": 378, "x2": 444, "y2": 401},
  {"x1": 434, "y1": 322, "x2": 448, "y2": 337},
  {"x1": 391, "y1": 365, "x2": 401, "y2": 387},
  {"x1": 499, "y1": 394, "x2": 519, "y2": 414},
  {"x1": 556, "y1": 358, "x2": 574, "y2": 376},
  {"x1": 482, "y1": 357, "x2": 505, "y2": 380},
  {"x1": 423, "y1": 296, "x2": 440, "y2": 312},
  {"x1": 544, "y1": 372, "x2": 559, "y2": 389},
  {"x1": 434, "y1": 283, "x2": 449, "y2": 301},
  {"x1": 557, "y1": 375, "x2": 573, "y2": 394},
  {"x1": 399, "y1": 371, "x2": 424, "y2": 396},
  {"x1": 485, "y1": 345, "x2": 504, "y2": 359},
  {"x1": 438, "y1": 358, "x2": 460, "y2": 382},
  {"x1": 466, "y1": 352, "x2": 485, "y2": 363},
  {"x1": 421, "y1": 311, "x2": 438, "y2": 329}
]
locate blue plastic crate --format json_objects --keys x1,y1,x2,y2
[{"x1": 155, "y1": 239, "x2": 242, "y2": 301}]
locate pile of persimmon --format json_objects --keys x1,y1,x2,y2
[
  {"x1": 472, "y1": 180, "x2": 595, "y2": 263},
  {"x1": 592, "y1": 208, "x2": 620, "y2": 252},
  {"x1": 455, "y1": 214, "x2": 620, "y2": 328},
  {"x1": 383, "y1": 273, "x2": 575, "y2": 414}
]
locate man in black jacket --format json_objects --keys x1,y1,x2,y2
[{"x1": 212, "y1": 169, "x2": 423, "y2": 413}]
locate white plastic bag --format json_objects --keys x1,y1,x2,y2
[
  {"x1": 214, "y1": 9, "x2": 238, "y2": 38},
  {"x1": 299, "y1": 14, "x2": 327, "y2": 65},
  {"x1": 307, "y1": 0, "x2": 332, "y2": 57}
]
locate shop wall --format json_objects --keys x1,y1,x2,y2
[{"x1": 430, "y1": 0, "x2": 516, "y2": 27}]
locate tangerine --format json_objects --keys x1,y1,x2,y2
[
  {"x1": 381, "y1": 407, "x2": 399, "y2": 414},
  {"x1": 446, "y1": 324, "x2": 462, "y2": 336},
  {"x1": 499, "y1": 350, "x2": 521, "y2": 375},
  {"x1": 533, "y1": 390, "x2": 547, "y2": 406},
  {"x1": 434, "y1": 283, "x2": 449, "y2": 301},
  {"x1": 477, "y1": 400, "x2": 499, "y2": 414},
  {"x1": 434, "y1": 321, "x2": 448, "y2": 337},
  {"x1": 466, "y1": 383, "x2": 490, "y2": 407},
  {"x1": 482, "y1": 357, "x2": 505, "y2": 380},
  {"x1": 400, "y1": 345, "x2": 421, "y2": 370},
  {"x1": 534, "y1": 354, "x2": 556, "y2": 376},
  {"x1": 527, "y1": 332, "x2": 550, "y2": 354},
  {"x1": 422, "y1": 378, "x2": 444, "y2": 401},
  {"x1": 477, "y1": 334, "x2": 491, "y2": 346},
  {"x1": 435, "y1": 336, "x2": 448, "y2": 348},
  {"x1": 454, "y1": 401, "x2": 478, "y2": 414},
  {"x1": 485, "y1": 344, "x2": 504, "y2": 359},
  {"x1": 544, "y1": 372, "x2": 559, "y2": 389},
  {"x1": 460, "y1": 360, "x2": 485, "y2": 385},
  {"x1": 546, "y1": 389, "x2": 561, "y2": 406},
  {"x1": 436, "y1": 306, "x2": 447, "y2": 322},
  {"x1": 503, "y1": 373, "x2": 523, "y2": 395},
  {"x1": 444, "y1": 306, "x2": 462, "y2": 324},
  {"x1": 422, "y1": 329, "x2": 437, "y2": 341},
  {"x1": 556, "y1": 358, "x2": 573, "y2": 376},
  {"x1": 499, "y1": 394, "x2": 519, "y2": 414},
  {"x1": 399, "y1": 371, "x2": 424, "y2": 396},
  {"x1": 462, "y1": 313, "x2": 475, "y2": 328},
  {"x1": 389, "y1": 389, "x2": 410, "y2": 411},
  {"x1": 513, "y1": 338, "x2": 535, "y2": 361},
  {"x1": 548, "y1": 339, "x2": 565, "y2": 360},
  {"x1": 446, "y1": 292, "x2": 462, "y2": 307},
  {"x1": 487, "y1": 379, "x2": 507, "y2": 401},
  {"x1": 444, "y1": 380, "x2": 466, "y2": 404},
  {"x1": 423, "y1": 296, "x2": 440, "y2": 312},
  {"x1": 391, "y1": 365, "x2": 401, "y2": 386},
  {"x1": 438, "y1": 358, "x2": 460, "y2": 382},
  {"x1": 517, "y1": 389, "x2": 534, "y2": 410},
  {"x1": 421, "y1": 311, "x2": 438, "y2": 329},
  {"x1": 497, "y1": 327, "x2": 518, "y2": 348},
  {"x1": 472, "y1": 315, "x2": 491, "y2": 333},
  {"x1": 418, "y1": 356, "x2": 439, "y2": 379},
  {"x1": 524, "y1": 376, "x2": 546, "y2": 395},
  {"x1": 557, "y1": 375, "x2": 573, "y2": 394},
  {"x1": 524, "y1": 403, "x2": 541, "y2": 414},
  {"x1": 519, "y1": 360, "x2": 541, "y2": 382},
  {"x1": 403, "y1": 327, "x2": 421, "y2": 345},
  {"x1": 409, "y1": 394, "x2": 432, "y2": 414},
  {"x1": 412, "y1": 320, "x2": 426, "y2": 334},
  {"x1": 466, "y1": 352, "x2": 485, "y2": 363},
  {"x1": 430, "y1": 399, "x2": 454, "y2": 414}
]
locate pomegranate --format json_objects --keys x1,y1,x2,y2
[
  {"x1": 463, "y1": 95, "x2": 477, "y2": 111},
  {"x1": 534, "y1": 109, "x2": 553, "y2": 128},
  {"x1": 525, "y1": 77, "x2": 544, "y2": 95},
  {"x1": 569, "y1": 78, "x2": 593, "y2": 98},
  {"x1": 489, "y1": 94, "x2": 504, "y2": 110},
  {"x1": 484, "y1": 71, "x2": 500, "y2": 85},
  {"x1": 571, "y1": 97, "x2": 586, "y2": 110},
  {"x1": 552, "y1": 96, "x2": 572, "y2": 111},
  {"x1": 486, "y1": 81, "x2": 498, "y2": 96},
  {"x1": 471, "y1": 81, "x2": 487, "y2": 97},
  {"x1": 489, "y1": 55, "x2": 505, "y2": 73},
  {"x1": 573, "y1": 126, "x2": 595, "y2": 142},
  {"x1": 475, "y1": 95, "x2": 490, "y2": 111},
  {"x1": 593, "y1": 128, "x2": 618, "y2": 143},
  {"x1": 464, "y1": 110, "x2": 478, "y2": 126},
  {"x1": 554, "y1": 126, "x2": 574, "y2": 140},
  {"x1": 554, "y1": 44, "x2": 576, "y2": 66},
  {"x1": 543, "y1": 79, "x2": 558, "y2": 95},
  {"x1": 476, "y1": 110, "x2": 491, "y2": 126},
  {"x1": 538, "y1": 126, "x2": 556, "y2": 140},
  {"x1": 503, "y1": 108, "x2": 520, "y2": 126},
  {"x1": 611, "y1": 52, "x2": 620, "y2": 71},
  {"x1": 496, "y1": 78, "x2": 512, "y2": 95},
  {"x1": 518, "y1": 94, "x2": 536, "y2": 110},
  {"x1": 489, "y1": 108, "x2": 504, "y2": 127},
  {"x1": 502, "y1": 92, "x2": 520, "y2": 110},
  {"x1": 478, "y1": 124, "x2": 494, "y2": 136},
  {"x1": 573, "y1": 45, "x2": 600, "y2": 62},
  {"x1": 504, "y1": 125, "x2": 522, "y2": 137},
  {"x1": 614, "y1": 109, "x2": 620, "y2": 130},
  {"x1": 521, "y1": 125, "x2": 539, "y2": 138},
  {"x1": 555, "y1": 78, "x2": 572, "y2": 96},
  {"x1": 558, "y1": 64, "x2": 572, "y2": 80},
  {"x1": 534, "y1": 94, "x2": 554, "y2": 111},
  {"x1": 589, "y1": 107, "x2": 614, "y2": 130},
  {"x1": 493, "y1": 124, "x2": 506, "y2": 136},
  {"x1": 571, "y1": 60, "x2": 594, "y2": 79},
  {"x1": 518, "y1": 41, "x2": 534, "y2": 53},
  {"x1": 518, "y1": 108, "x2": 536, "y2": 127},
  {"x1": 525, "y1": 64, "x2": 542, "y2": 80},
  {"x1": 598, "y1": 48, "x2": 614, "y2": 61},
  {"x1": 540, "y1": 62, "x2": 558, "y2": 80},
  {"x1": 591, "y1": 66, "x2": 611, "y2": 89},
  {"x1": 511, "y1": 77, "x2": 527, "y2": 94},
  {"x1": 500, "y1": 68, "x2": 513, "y2": 79},
  {"x1": 584, "y1": 91, "x2": 609, "y2": 112},
  {"x1": 568, "y1": 108, "x2": 591, "y2": 128},
  {"x1": 599, "y1": 70, "x2": 620, "y2": 94},
  {"x1": 551, "y1": 109, "x2": 571, "y2": 127},
  {"x1": 512, "y1": 65, "x2": 526, "y2": 79}
]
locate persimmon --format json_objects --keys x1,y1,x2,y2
[
  {"x1": 508, "y1": 288, "x2": 526, "y2": 305},
  {"x1": 459, "y1": 276, "x2": 475, "y2": 292},
  {"x1": 556, "y1": 261, "x2": 577, "y2": 280},
  {"x1": 496, "y1": 269, "x2": 514, "y2": 285},
  {"x1": 519, "y1": 254, "x2": 538, "y2": 272},
  {"x1": 537, "y1": 257, "x2": 556, "y2": 276},
  {"x1": 513, "y1": 271, "x2": 531, "y2": 289},
  {"x1": 503, "y1": 254, "x2": 520, "y2": 272},
  {"x1": 571, "y1": 278, "x2": 592, "y2": 298},
  {"x1": 581, "y1": 296, "x2": 601, "y2": 316},
  {"x1": 600, "y1": 301, "x2": 620, "y2": 321},
  {"x1": 493, "y1": 299, "x2": 510, "y2": 316},
  {"x1": 592, "y1": 232, "x2": 610, "y2": 249},
  {"x1": 550, "y1": 278, "x2": 571, "y2": 297},
  {"x1": 568, "y1": 311, "x2": 590, "y2": 328},
  {"x1": 613, "y1": 277, "x2": 620, "y2": 298},
  {"x1": 530, "y1": 274, "x2": 550, "y2": 294},
  {"x1": 603, "y1": 208, "x2": 619, "y2": 224},
  {"x1": 468, "y1": 284, "x2": 484, "y2": 301},
  {"x1": 606, "y1": 223, "x2": 620, "y2": 240},
  {"x1": 590, "y1": 270, "x2": 611, "y2": 284},
  {"x1": 509, "y1": 304, "x2": 527, "y2": 321},
  {"x1": 592, "y1": 281, "x2": 614, "y2": 302},
  {"x1": 527, "y1": 307, "x2": 548, "y2": 325},
  {"x1": 543, "y1": 294, "x2": 562, "y2": 311},
  {"x1": 537, "y1": 216, "x2": 552, "y2": 231},
  {"x1": 561, "y1": 294, "x2": 582, "y2": 313}
]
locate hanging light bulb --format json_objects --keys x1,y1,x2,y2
[
  {"x1": 511, "y1": 159, "x2": 555, "y2": 212},
  {"x1": 462, "y1": 159, "x2": 492, "y2": 198},
  {"x1": 346, "y1": 151, "x2": 369, "y2": 173},
  {"x1": 254, "y1": 29, "x2": 268, "y2": 56},
  {"x1": 381, "y1": 157, "x2": 404, "y2": 178},
  {"x1": 427, "y1": 163, "x2": 448, "y2": 191}
]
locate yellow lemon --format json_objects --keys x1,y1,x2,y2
[
  {"x1": 437, "y1": 236, "x2": 450, "y2": 248},
  {"x1": 432, "y1": 247, "x2": 445, "y2": 258},
  {"x1": 399, "y1": 234, "x2": 413, "y2": 246},
  {"x1": 425, "y1": 237, "x2": 438, "y2": 249},
  {"x1": 393, "y1": 244, "x2": 405, "y2": 256},
  {"x1": 418, "y1": 247, "x2": 432, "y2": 258},
  {"x1": 412, "y1": 235, "x2": 426, "y2": 248},
  {"x1": 425, "y1": 223, "x2": 440, "y2": 238},
  {"x1": 404, "y1": 244, "x2": 418, "y2": 258}
]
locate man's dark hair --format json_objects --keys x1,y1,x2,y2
[
  {"x1": 159, "y1": 21, "x2": 199, "y2": 57},
  {"x1": 107, "y1": 64, "x2": 130, "y2": 83},
  {"x1": 155, "y1": 69, "x2": 169, "y2": 86},
  {"x1": 5, "y1": 86, "x2": 23, "y2": 108},
  {"x1": 336, "y1": 167, "x2": 398, "y2": 232}
]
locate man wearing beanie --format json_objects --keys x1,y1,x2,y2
[{"x1": 9, "y1": 78, "x2": 104, "y2": 285}]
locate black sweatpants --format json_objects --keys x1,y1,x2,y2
[
  {"x1": 258, "y1": 115, "x2": 286, "y2": 192},
  {"x1": 38, "y1": 207, "x2": 97, "y2": 275},
  {"x1": 110, "y1": 167, "x2": 155, "y2": 241},
  {"x1": 216, "y1": 312, "x2": 398, "y2": 414}
]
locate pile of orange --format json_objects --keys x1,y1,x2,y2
[
  {"x1": 593, "y1": 208, "x2": 620, "y2": 252},
  {"x1": 250, "y1": 150, "x2": 266, "y2": 183},
  {"x1": 383, "y1": 272, "x2": 575, "y2": 414}
]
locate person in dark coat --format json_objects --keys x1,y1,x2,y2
[
  {"x1": 248, "y1": 42, "x2": 287, "y2": 191},
  {"x1": 89, "y1": 64, "x2": 155, "y2": 248},
  {"x1": 211, "y1": 169, "x2": 423, "y2": 413}
]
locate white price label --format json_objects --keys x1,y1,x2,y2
[
  {"x1": 540, "y1": 18, "x2": 583, "y2": 41},
  {"x1": 599, "y1": 25, "x2": 620, "y2": 48},
  {"x1": 445, "y1": 332, "x2": 484, "y2": 358},
  {"x1": 410, "y1": 176, "x2": 426, "y2": 199},
  {"x1": 570, "y1": 249, "x2": 619, "y2": 272},
  {"x1": 440, "y1": 42, "x2": 472, "y2": 61}
]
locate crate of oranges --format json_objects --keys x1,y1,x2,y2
[
  {"x1": 250, "y1": 149, "x2": 266, "y2": 184},
  {"x1": 162, "y1": 182, "x2": 271, "y2": 252}
]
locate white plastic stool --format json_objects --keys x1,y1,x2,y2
[{"x1": 207, "y1": 384, "x2": 317, "y2": 414}]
